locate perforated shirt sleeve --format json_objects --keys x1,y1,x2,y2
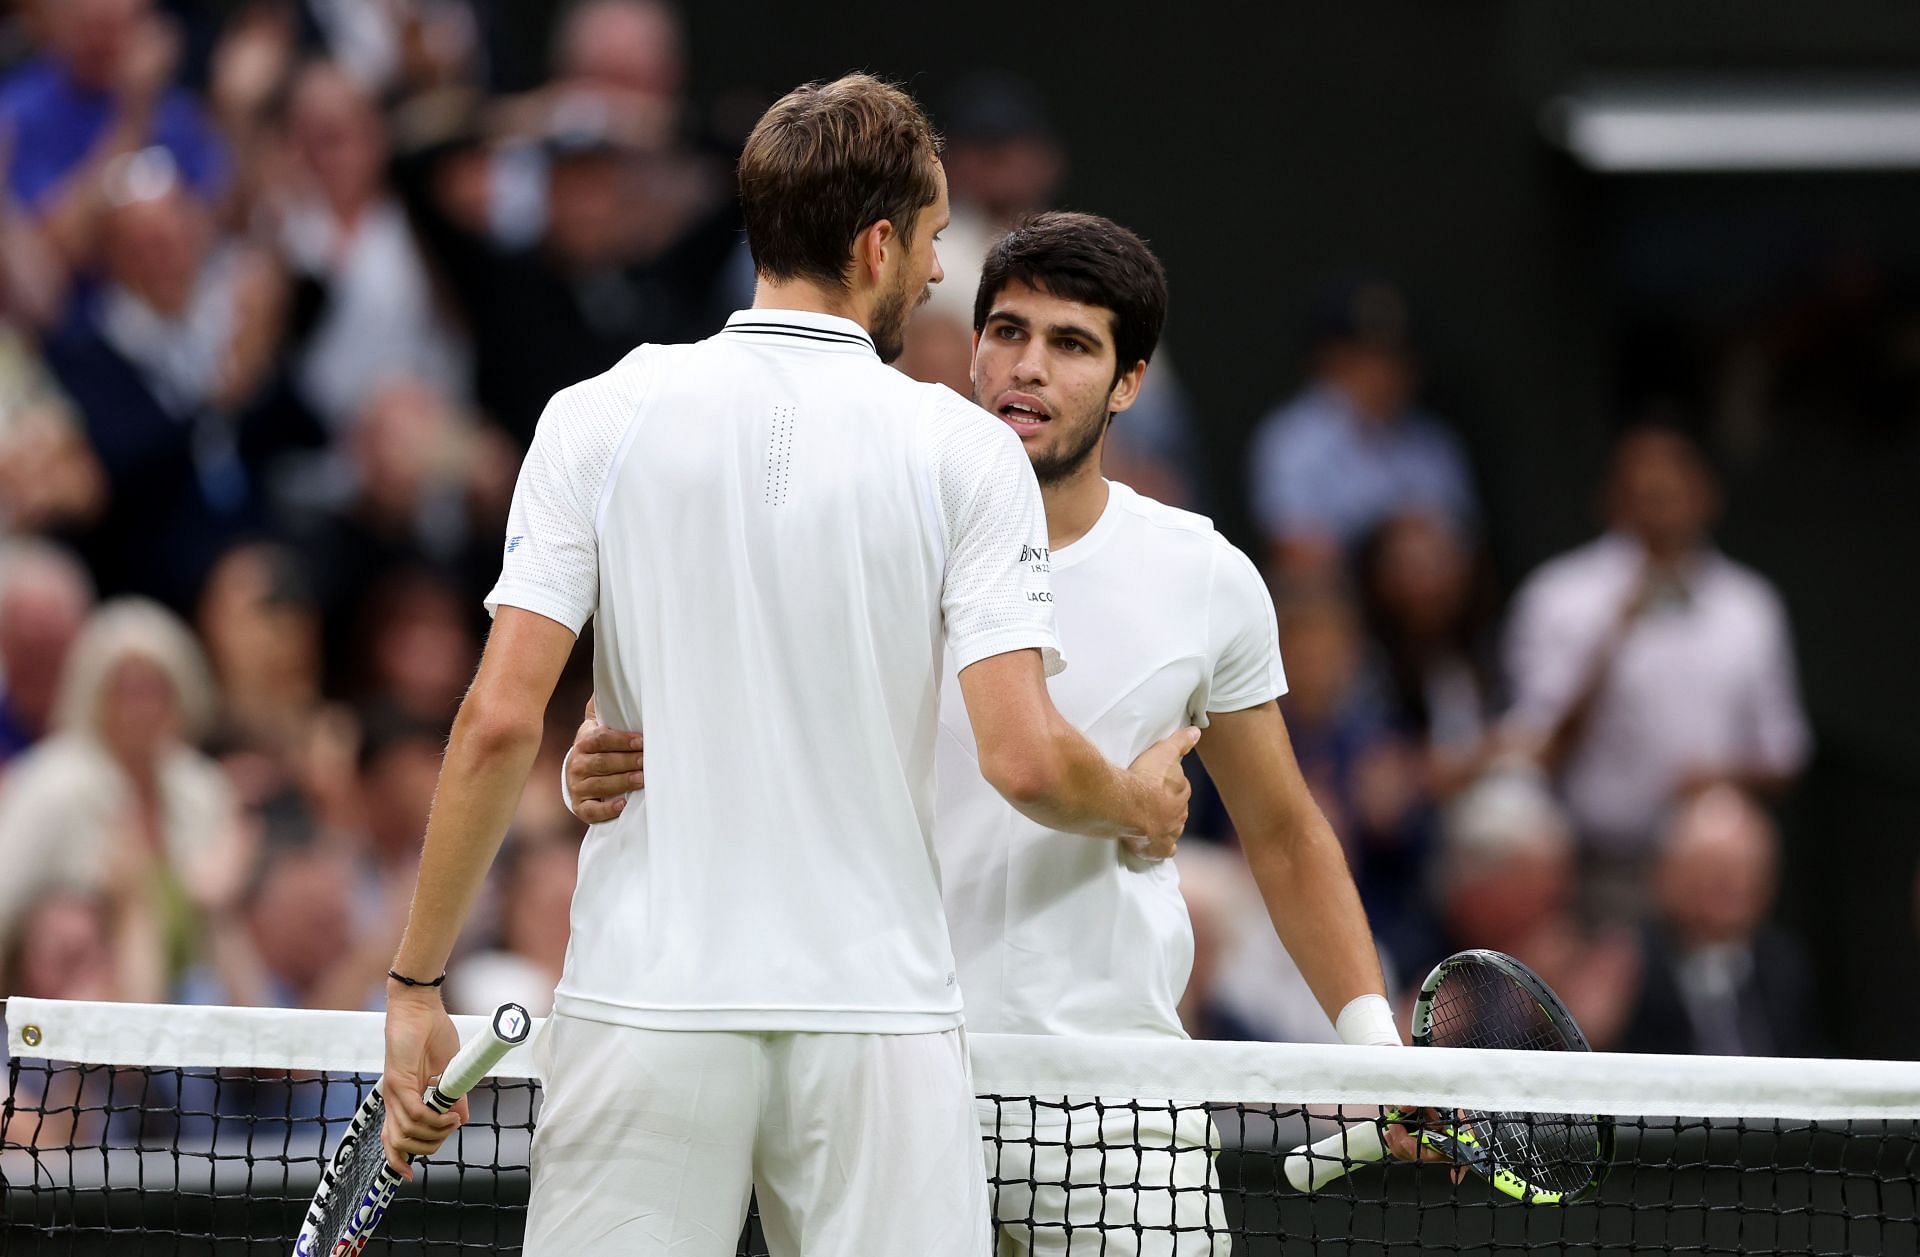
[
  {"x1": 1205, "y1": 537, "x2": 1288, "y2": 715},
  {"x1": 483, "y1": 378, "x2": 630, "y2": 633},
  {"x1": 929, "y1": 394, "x2": 1065, "y2": 677}
]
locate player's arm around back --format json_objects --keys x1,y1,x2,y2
[{"x1": 958, "y1": 651, "x2": 1197, "y2": 855}]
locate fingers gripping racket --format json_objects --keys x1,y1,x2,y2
[
  {"x1": 1283, "y1": 949, "x2": 1614, "y2": 1204},
  {"x1": 292, "y1": 1003, "x2": 533, "y2": 1256}
]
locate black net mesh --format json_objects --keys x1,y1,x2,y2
[{"x1": 7, "y1": 1052, "x2": 1918, "y2": 1254}]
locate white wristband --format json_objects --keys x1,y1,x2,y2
[
  {"x1": 559, "y1": 747, "x2": 577, "y2": 816},
  {"x1": 1335, "y1": 993, "x2": 1402, "y2": 1047}
]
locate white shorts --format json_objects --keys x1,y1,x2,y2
[
  {"x1": 523, "y1": 1013, "x2": 990, "y2": 1257},
  {"x1": 982, "y1": 1100, "x2": 1230, "y2": 1256}
]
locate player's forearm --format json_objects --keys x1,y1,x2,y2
[
  {"x1": 390, "y1": 701, "x2": 545, "y2": 978},
  {"x1": 1242, "y1": 804, "x2": 1393, "y2": 1034},
  {"x1": 996, "y1": 714, "x2": 1151, "y2": 839}
]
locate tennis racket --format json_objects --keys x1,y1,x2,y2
[
  {"x1": 292, "y1": 1002, "x2": 533, "y2": 1256},
  {"x1": 1283, "y1": 949, "x2": 1614, "y2": 1204}
]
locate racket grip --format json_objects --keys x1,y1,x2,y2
[
  {"x1": 1284, "y1": 1115, "x2": 1389, "y2": 1192},
  {"x1": 422, "y1": 1003, "x2": 532, "y2": 1113}
]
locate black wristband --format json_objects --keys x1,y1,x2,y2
[{"x1": 387, "y1": 968, "x2": 448, "y2": 988}]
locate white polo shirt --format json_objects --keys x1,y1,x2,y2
[
  {"x1": 936, "y1": 482, "x2": 1287, "y2": 1039},
  {"x1": 486, "y1": 309, "x2": 1061, "y2": 1033}
]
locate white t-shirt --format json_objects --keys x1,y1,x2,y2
[
  {"x1": 937, "y1": 482, "x2": 1287, "y2": 1039},
  {"x1": 486, "y1": 309, "x2": 1061, "y2": 1033}
]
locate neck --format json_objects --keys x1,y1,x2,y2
[
  {"x1": 1043, "y1": 464, "x2": 1110, "y2": 551},
  {"x1": 752, "y1": 276, "x2": 870, "y2": 330}
]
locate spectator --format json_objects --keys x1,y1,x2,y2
[
  {"x1": 447, "y1": 837, "x2": 579, "y2": 1017},
  {"x1": 399, "y1": 1, "x2": 742, "y2": 443},
  {"x1": 0, "y1": 539, "x2": 94, "y2": 769},
  {"x1": 1249, "y1": 279, "x2": 1478, "y2": 581},
  {"x1": 0, "y1": 323, "x2": 104, "y2": 532},
  {"x1": 1275, "y1": 587, "x2": 1431, "y2": 963},
  {"x1": 0, "y1": 889, "x2": 126, "y2": 1150},
  {"x1": 271, "y1": 60, "x2": 471, "y2": 434},
  {"x1": 1619, "y1": 785, "x2": 1823, "y2": 1057},
  {"x1": 0, "y1": 597, "x2": 247, "y2": 999},
  {"x1": 177, "y1": 838, "x2": 386, "y2": 1011},
  {"x1": 1501, "y1": 424, "x2": 1811, "y2": 900},
  {"x1": 40, "y1": 155, "x2": 314, "y2": 609},
  {"x1": 296, "y1": 378, "x2": 511, "y2": 678},
  {"x1": 1431, "y1": 766, "x2": 1640, "y2": 1049},
  {"x1": 1357, "y1": 511, "x2": 1498, "y2": 798},
  {"x1": 0, "y1": 0, "x2": 227, "y2": 290}
]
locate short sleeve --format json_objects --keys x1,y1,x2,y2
[
  {"x1": 1742, "y1": 588, "x2": 1812, "y2": 776},
  {"x1": 484, "y1": 376, "x2": 634, "y2": 632},
  {"x1": 1205, "y1": 540, "x2": 1288, "y2": 714},
  {"x1": 929, "y1": 395, "x2": 1065, "y2": 676}
]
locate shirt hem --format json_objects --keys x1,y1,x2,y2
[{"x1": 552, "y1": 991, "x2": 965, "y2": 1034}]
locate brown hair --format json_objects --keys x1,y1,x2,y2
[
  {"x1": 737, "y1": 73, "x2": 943, "y2": 291},
  {"x1": 974, "y1": 211, "x2": 1168, "y2": 386}
]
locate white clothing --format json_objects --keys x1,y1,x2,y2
[
  {"x1": 523, "y1": 1015, "x2": 990, "y2": 1257},
  {"x1": 486, "y1": 309, "x2": 1060, "y2": 1033},
  {"x1": 938, "y1": 483, "x2": 1287, "y2": 1040},
  {"x1": 0, "y1": 733, "x2": 237, "y2": 940},
  {"x1": 1504, "y1": 534, "x2": 1811, "y2": 852},
  {"x1": 984, "y1": 1100, "x2": 1228, "y2": 1255},
  {"x1": 278, "y1": 197, "x2": 471, "y2": 430}
]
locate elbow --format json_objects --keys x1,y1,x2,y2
[
  {"x1": 979, "y1": 744, "x2": 1068, "y2": 810},
  {"x1": 454, "y1": 691, "x2": 544, "y2": 761}
]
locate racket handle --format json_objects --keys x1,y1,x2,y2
[
  {"x1": 423, "y1": 1003, "x2": 532, "y2": 1113},
  {"x1": 1284, "y1": 1112, "x2": 1391, "y2": 1192}
]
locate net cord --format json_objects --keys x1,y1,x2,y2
[{"x1": 7, "y1": 996, "x2": 1919, "y2": 1122}]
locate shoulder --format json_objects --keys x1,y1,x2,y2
[
  {"x1": 1701, "y1": 551, "x2": 1787, "y2": 612},
  {"x1": 1112, "y1": 485, "x2": 1265, "y2": 586},
  {"x1": 1254, "y1": 390, "x2": 1332, "y2": 444},
  {"x1": 925, "y1": 384, "x2": 1022, "y2": 462},
  {"x1": 1515, "y1": 535, "x2": 1623, "y2": 600}
]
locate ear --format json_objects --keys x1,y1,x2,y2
[
  {"x1": 968, "y1": 331, "x2": 982, "y2": 391},
  {"x1": 1106, "y1": 360, "x2": 1148, "y2": 417},
  {"x1": 852, "y1": 219, "x2": 895, "y2": 286}
]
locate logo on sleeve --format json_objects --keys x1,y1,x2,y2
[
  {"x1": 1020, "y1": 544, "x2": 1051, "y2": 574},
  {"x1": 506, "y1": 535, "x2": 524, "y2": 554}
]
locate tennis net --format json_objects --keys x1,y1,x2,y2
[{"x1": 5, "y1": 996, "x2": 1918, "y2": 1254}]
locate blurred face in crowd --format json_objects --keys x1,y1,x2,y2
[
  {"x1": 102, "y1": 185, "x2": 210, "y2": 318},
  {"x1": 971, "y1": 279, "x2": 1142, "y2": 486},
  {"x1": 248, "y1": 848, "x2": 353, "y2": 994},
  {"x1": 0, "y1": 566, "x2": 91, "y2": 737},
  {"x1": 7, "y1": 893, "x2": 115, "y2": 1000},
  {"x1": 864, "y1": 164, "x2": 948, "y2": 366},
  {"x1": 1368, "y1": 512, "x2": 1471, "y2": 642},
  {"x1": 362, "y1": 575, "x2": 476, "y2": 722},
  {"x1": 361, "y1": 735, "x2": 445, "y2": 864},
  {"x1": 1320, "y1": 342, "x2": 1417, "y2": 424},
  {"x1": 556, "y1": 0, "x2": 685, "y2": 103},
  {"x1": 1656, "y1": 787, "x2": 1778, "y2": 949},
  {"x1": 944, "y1": 135, "x2": 1064, "y2": 225},
  {"x1": 288, "y1": 63, "x2": 387, "y2": 218},
  {"x1": 1276, "y1": 596, "x2": 1363, "y2": 727},
  {"x1": 1444, "y1": 837, "x2": 1575, "y2": 954},
  {"x1": 1606, "y1": 428, "x2": 1720, "y2": 559},
  {"x1": 98, "y1": 654, "x2": 182, "y2": 769},
  {"x1": 353, "y1": 379, "x2": 464, "y2": 521},
  {"x1": 44, "y1": 0, "x2": 148, "y2": 90},
  {"x1": 505, "y1": 842, "x2": 579, "y2": 973},
  {"x1": 197, "y1": 546, "x2": 320, "y2": 709},
  {"x1": 545, "y1": 150, "x2": 634, "y2": 270}
]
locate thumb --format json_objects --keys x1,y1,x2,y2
[
  {"x1": 584, "y1": 694, "x2": 597, "y2": 721},
  {"x1": 1170, "y1": 726, "x2": 1202, "y2": 759}
]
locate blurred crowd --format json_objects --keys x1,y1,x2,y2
[{"x1": 0, "y1": 0, "x2": 1830, "y2": 1119}]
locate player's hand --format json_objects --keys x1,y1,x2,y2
[
  {"x1": 380, "y1": 985, "x2": 466, "y2": 1179},
  {"x1": 1124, "y1": 726, "x2": 1200, "y2": 861},
  {"x1": 565, "y1": 696, "x2": 644, "y2": 825},
  {"x1": 1385, "y1": 1108, "x2": 1469, "y2": 1184}
]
